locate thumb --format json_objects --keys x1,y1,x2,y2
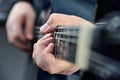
[
  {"x1": 40, "y1": 13, "x2": 59, "y2": 34},
  {"x1": 40, "y1": 23, "x2": 56, "y2": 34}
]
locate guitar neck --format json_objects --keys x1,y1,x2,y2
[
  {"x1": 34, "y1": 25, "x2": 95, "y2": 70},
  {"x1": 34, "y1": 26, "x2": 80, "y2": 63},
  {"x1": 34, "y1": 25, "x2": 120, "y2": 79}
]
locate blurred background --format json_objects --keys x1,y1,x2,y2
[{"x1": 0, "y1": 0, "x2": 37, "y2": 80}]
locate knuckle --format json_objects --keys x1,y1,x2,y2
[
  {"x1": 50, "y1": 13, "x2": 57, "y2": 17},
  {"x1": 33, "y1": 43, "x2": 40, "y2": 51},
  {"x1": 50, "y1": 13, "x2": 56, "y2": 19},
  {"x1": 48, "y1": 13, "x2": 57, "y2": 24},
  {"x1": 37, "y1": 39, "x2": 42, "y2": 43},
  {"x1": 33, "y1": 43, "x2": 38, "y2": 49},
  {"x1": 37, "y1": 39, "x2": 44, "y2": 45}
]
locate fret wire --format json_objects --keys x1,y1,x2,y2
[
  {"x1": 54, "y1": 39, "x2": 76, "y2": 61},
  {"x1": 53, "y1": 32, "x2": 79, "y2": 37},
  {"x1": 54, "y1": 35, "x2": 78, "y2": 40},
  {"x1": 56, "y1": 26, "x2": 80, "y2": 30},
  {"x1": 54, "y1": 37, "x2": 78, "y2": 44}
]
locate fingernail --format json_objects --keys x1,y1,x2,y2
[
  {"x1": 40, "y1": 23, "x2": 49, "y2": 32},
  {"x1": 27, "y1": 34, "x2": 33, "y2": 40}
]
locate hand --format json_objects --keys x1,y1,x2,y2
[
  {"x1": 6, "y1": 1, "x2": 36, "y2": 53},
  {"x1": 40, "y1": 13, "x2": 94, "y2": 34},
  {"x1": 33, "y1": 13, "x2": 95, "y2": 75},
  {"x1": 32, "y1": 34, "x2": 79, "y2": 75}
]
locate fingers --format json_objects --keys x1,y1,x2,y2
[
  {"x1": 25, "y1": 10, "x2": 36, "y2": 40},
  {"x1": 36, "y1": 34, "x2": 53, "y2": 53},
  {"x1": 13, "y1": 39, "x2": 30, "y2": 50},
  {"x1": 6, "y1": 26, "x2": 31, "y2": 52},
  {"x1": 14, "y1": 22, "x2": 26, "y2": 42},
  {"x1": 33, "y1": 13, "x2": 95, "y2": 75},
  {"x1": 32, "y1": 34, "x2": 54, "y2": 70},
  {"x1": 6, "y1": 1, "x2": 36, "y2": 53},
  {"x1": 32, "y1": 34, "x2": 79, "y2": 75},
  {"x1": 6, "y1": 20, "x2": 32, "y2": 53},
  {"x1": 41, "y1": 33, "x2": 52, "y2": 40},
  {"x1": 43, "y1": 43, "x2": 54, "y2": 54},
  {"x1": 32, "y1": 39, "x2": 54, "y2": 71},
  {"x1": 40, "y1": 23, "x2": 56, "y2": 34},
  {"x1": 33, "y1": 43, "x2": 55, "y2": 74},
  {"x1": 32, "y1": 35, "x2": 53, "y2": 58},
  {"x1": 36, "y1": 35, "x2": 53, "y2": 53},
  {"x1": 6, "y1": 19, "x2": 26, "y2": 42}
]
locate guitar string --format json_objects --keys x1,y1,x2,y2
[{"x1": 34, "y1": 26, "x2": 80, "y2": 61}]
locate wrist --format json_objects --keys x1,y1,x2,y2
[{"x1": 60, "y1": 65, "x2": 79, "y2": 75}]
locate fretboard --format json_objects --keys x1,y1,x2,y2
[
  {"x1": 34, "y1": 25, "x2": 94, "y2": 69},
  {"x1": 34, "y1": 25, "x2": 120, "y2": 80}
]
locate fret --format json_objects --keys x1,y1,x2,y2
[
  {"x1": 53, "y1": 31, "x2": 79, "y2": 37},
  {"x1": 54, "y1": 38, "x2": 77, "y2": 62},
  {"x1": 53, "y1": 26, "x2": 79, "y2": 62},
  {"x1": 54, "y1": 37, "x2": 77, "y2": 44},
  {"x1": 56, "y1": 25, "x2": 80, "y2": 31}
]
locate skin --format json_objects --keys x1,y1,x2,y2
[
  {"x1": 32, "y1": 13, "x2": 95, "y2": 75},
  {"x1": 6, "y1": 1, "x2": 36, "y2": 53}
]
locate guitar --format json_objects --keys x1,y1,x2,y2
[
  {"x1": 33, "y1": 19, "x2": 120, "y2": 80},
  {"x1": 34, "y1": 23, "x2": 120, "y2": 80}
]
